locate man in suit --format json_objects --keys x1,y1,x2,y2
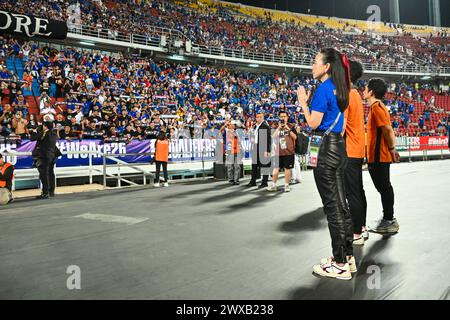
[
  {"x1": 247, "y1": 112, "x2": 271, "y2": 188},
  {"x1": 31, "y1": 121, "x2": 61, "y2": 199}
]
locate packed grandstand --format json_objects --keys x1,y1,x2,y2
[{"x1": 0, "y1": 0, "x2": 449, "y2": 144}]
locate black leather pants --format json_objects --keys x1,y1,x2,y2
[{"x1": 313, "y1": 133, "x2": 353, "y2": 263}]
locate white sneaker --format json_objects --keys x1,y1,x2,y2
[
  {"x1": 267, "y1": 182, "x2": 277, "y2": 192},
  {"x1": 313, "y1": 259, "x2": 352, "y2": 280},
  {"x1": 284, "y1": 184, "x2": 291, "y2": 192},
  {"x1": 154, "y1": 183, "x2": 160, "y2": 188},
  {"x1": 347, "y1": 256, "x2": 358, "y2": 273},
  {"x1": 163, "y1": 182, "x2": 169, "y2": 187},
  {"x1": 362, "y1": 227, "x2": 369, "y2": 240},
  {"x1": 320, "y1": 256, "x2": 357, "y2": 273},
  {"x1": 353, "y1": 234, "x2": 365, "y2": 245}
]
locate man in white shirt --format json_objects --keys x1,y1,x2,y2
[{"x1": 40, "y1": 102, "x2": 56, "y2": 121}]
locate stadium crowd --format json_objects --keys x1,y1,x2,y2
[
  {"x1": 0, "y1": 0, "x2": 448, "y2": 71},
  {"x1": 0, "y1": 35, "x2": 448, "y2": 144}
]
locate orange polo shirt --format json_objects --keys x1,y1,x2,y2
[
  {"x1": 344, "y1": 89, "x2": 365, "y2": 159},
  {"x1": 367, "y1": 100, "x2": 393, "y2": 164}
]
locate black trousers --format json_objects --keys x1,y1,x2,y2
[
  {"x1": 313, "y1": 133, "x2": 353, "y2": 263},
  {"x1": 344, "y1": 157, "x2": 367, "y2": 234},
  {"x1": 155, "y1": 161, "x2": 168, "y2": 182},
  {"x1": 368, "y1": 163, "x2": 395, "y2": 220},
  {"x1": 38, "y1": 160, "x2": 55, "y2": 195},
  {"x1": 250, "y1": 154, "x2": 270, "y2": 185}
]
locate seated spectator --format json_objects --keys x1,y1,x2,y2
[
  {"x1": 58, "y1": 125, "x2": 79, "y2": 140},
  {"x1": 418, "y1": 116, "x2": 425, "y2": 129},
  {"x1": 40, "y1": 102, "x2": 56, "y2": 121},
  {"x1": 27, "y1": 114, "x2": 39, "y2": 132}
]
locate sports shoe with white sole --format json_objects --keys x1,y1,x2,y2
[
  {"x1": 284, "y1": 184, "x2": 291, "y2": 192},
  {"x1": 320, "y1": 256, "x2": 357, "y2": 274},
  {"x1": 362, "y1": 226, "x2": 369, "y2": 240},
  {"x1": 369, "y1": 218, "x2": 400, "y2": 234},
  {"x1": 353, "y1": 234, "x2": 364, "y2": 245},
  {"x1": 347, "y1": 256, "x2": 357, "y2": 273},
  {"x1": 313, "y1": 259, "x2": 352, "y2": 280},
  {"x1": 267, "y1": 183, "x2": 277, "y2": 192},
  {"x1": 163, "y1": 182, "x2": 169, "y2": 187},
  {"x1": 154, "y1": 183, "x2": 160, "y2": 188}
]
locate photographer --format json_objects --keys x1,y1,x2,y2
[
  {"x1": 267, "y1": 111, "x2": 297, "y2": 193},
  {"x1": 30, "y1": 122, "x2": 61, "y2": 199}
]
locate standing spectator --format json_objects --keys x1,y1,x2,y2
[
  {"x1": 12, "y1": 110, "x2": 28, "y2": 138},
  {"x1": 343, "y1": 60, "x2": 368, "y2": 246},
  {"x1": 153, "y1": 130, "x2": 169, "y2": 188},
  {"x1": 363, "y1": 78, "x2": 400, "y2": 234},
  {"x1": 220, "y1": 120, "x2": 243, "y2": 185}
]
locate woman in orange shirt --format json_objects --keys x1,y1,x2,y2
[{"x1": 154, "y1": 130, "x2": 169, "y2": 188}]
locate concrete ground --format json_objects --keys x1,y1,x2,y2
[{"x1": 0, "y1": 160, "x2": 449, "y2": 300}]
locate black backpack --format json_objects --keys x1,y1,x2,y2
[{"x1": 295, "y1": 132, "x2": 309, "y2": 155}]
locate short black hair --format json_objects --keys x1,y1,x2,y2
[
  {"x1": 367, "y1": 78, "x2": 388, "y2": 99},
  {"x1": 349, "y1": 60, "x2": 363, "y2": 85},
  {"x1": 279, "y1": 110, "x2": 288, "y2": 116},
  {"x1": 43, "y1": 121, "x2": 54, "y2": 129}
]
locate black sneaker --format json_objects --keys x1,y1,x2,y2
[
  {"x1": 258, "y1": 183, "x2": 268, "y2": 189},
  {"x1": 49, "y1": 192, "x2": 55, "y2": 197},
  {"x1": 233, "y1": 181, "x2": 240, "y2": 185},
  {"x1": 36, "y1": 194, "x2": 49, "y2": 200},
  {"x1": 246, "y1": 182, "x2": 257, "y2": 187}
]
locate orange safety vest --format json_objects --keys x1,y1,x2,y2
[
  {"x1": 226, "y1": 130, "x2": 240, "y2": 155},
  {"x1": 155, "y1": 139, "x2": 169, "y2": 162},
  {"x1": 0, "y1": 162, "x2": 13, "y2": 188}
]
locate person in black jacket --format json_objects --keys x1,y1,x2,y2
[
  {"x1": 30, "y1": 121, "x2": 61, "y2": 199},
  {"x1": 247, "y1": 112, "x2": 272, "y2": 188}
]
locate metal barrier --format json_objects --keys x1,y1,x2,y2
[
  {"x1": 66, "y1": 24, "x2": 450, "y2": 75},
  {"x1": 396, "y1": 143, "x2": 450, "y2": 162},
  {"x1": 4, "y1": 142, "x2": 449, "y2": 191}
]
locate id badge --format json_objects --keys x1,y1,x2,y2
[
  {"x1": 280, "y1": 137, "x2": 287, "y2": 150},
  {"x1": 307, "y1": 135, "x2": 323, "y2": 167}
]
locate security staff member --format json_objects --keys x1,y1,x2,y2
[
  {"x1": 247, "y1": 112, "x2": 271, "y2": 188},
  {"x1": 0, "y1": 154, "x2": 14, "y2": 204},
  {"x1": 219, "y1": 120, "x2": 243, "y2": 185},
  {"x1": 31, "y1": 121, "x2": 61, "y2": 199}
]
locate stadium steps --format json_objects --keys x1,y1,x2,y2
[
  {"x1": 5, "y1": 57, "x2": 15, "y2": 76},
  {"x1": 25, "y1": 96, "x2": 39, "y2": 115}
]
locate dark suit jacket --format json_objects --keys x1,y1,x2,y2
[
  {"x1": 31, "y1": 129, "x2": 60, "y2": 164},
  {"x1": 252, "y1": 121, "x2": 272, "y2": 164}
]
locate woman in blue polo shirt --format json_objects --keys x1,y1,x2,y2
[{"x1": 296, "y1": 48, "x2": 353, "y2": 280}]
